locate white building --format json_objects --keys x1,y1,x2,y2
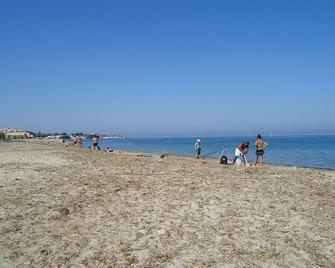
[{"x1": 0, "y1": 128, "x2": 34, "y2": 139}]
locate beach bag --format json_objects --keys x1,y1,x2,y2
[{"x1": 220, "y1": 155, "x2": 228, "y2": 164}]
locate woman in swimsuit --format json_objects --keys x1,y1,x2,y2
[{"x1": 254, "y1": 134, "x2": 268, "y2": 166}]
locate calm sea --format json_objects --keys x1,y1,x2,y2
[{"x1": 83, "y1": 135, "x2": 335, "y2": 169}]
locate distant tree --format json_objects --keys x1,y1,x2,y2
[
  {"x1": 33, "y1": 131, "x2": 42, "y2": 137},
  {"x1": 33, "y1": 132, "x2": 51, "y2": 138},
  {"x1": 0, "y1": 132, "x2": 6, "y2": 139}
]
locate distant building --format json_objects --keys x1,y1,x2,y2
[{"x1": 0, "y1": 128, "x2": 34, "y2": 139}]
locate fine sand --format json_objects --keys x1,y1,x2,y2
[{"x1": 0, "y1": 140, "x2": 334, "y2": 267}]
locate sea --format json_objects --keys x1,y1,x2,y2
[{"x1": 83, "y1": 135, "x2": 335, "y2": 169}]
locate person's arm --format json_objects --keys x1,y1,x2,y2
[
  {"x1": 238, "y1": 142, "x2": 243, "y2": 151},
  {"x1": 242, "y1": 144, "x2": 249, "y2": 155},
  {"x1": 231, "y1": 156, "x2": 237, "y2": 164},
  {"x1": 244, "y1": 155, "x2": 248, "y2": 165},
  {"x1": 262, "y1": 141, "x2": 268, "y2": 149}
]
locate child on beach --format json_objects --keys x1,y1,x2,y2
[
  {"x1": 231, "y1": 141, "x2": 250, "y2": 166},
  {"x1": 254, "y1": 134, "x2": 268, "y2": 166},
  {"x1": 194, "y1": 139, "x2": 201, "y2": 159}
]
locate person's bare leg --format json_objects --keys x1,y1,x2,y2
[
  {"x1": 254, "y1": 155, "x2": 259, "y2": 166},
  {"x1": 231, "y1": 156, "x2": 238, "y2": 165}
]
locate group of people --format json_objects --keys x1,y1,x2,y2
[
  {"x1": 74, "y1": 133, "x2": 268, "y2": 165},
  {"x1": 73, "y1": 135, "x2": 100, "y2": 150},
  {"x1": 194, "y1": 134, "x2": 268, "y2": 166}
]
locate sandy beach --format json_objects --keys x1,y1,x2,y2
[{"x1": 0, "y1": 140, "x2": 334, "y2": 267}]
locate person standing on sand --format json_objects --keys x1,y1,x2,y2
[
  {"x1": 231, "y1": 141, "x2": 249, "y2": 166},
  {"x1": 75, "y1": 135, "x2": 82, "y2": 146},
  {"x1": 254, "y1": 134, "x2": 268, "y2": 166},
  {"x1": 194, "y1": 139, "x2": 201, "y2": 159},
  {"x1": 92, "y1": 135, "x2": 99, "y2": 150}
]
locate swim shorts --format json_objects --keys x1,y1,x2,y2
[{"x1": 256, "y1": 150, "x2": 264, "y2": 156}]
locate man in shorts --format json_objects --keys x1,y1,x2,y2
[
  {"x1": 92, "y1": 135, "x2": 99, "y2": 150},
  {"x1": 75, "y1": 135, "x2": 82, "y2": 146},
  {"x1": 231, "y1": 141, "x2": 250, "y2": 166}
]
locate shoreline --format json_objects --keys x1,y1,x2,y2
[
  {"x1": 4, "y1": 138, "x2": 335, "y2": 171},
  {"x1": 70, "y1": 139, "x2": 335, "y2": 171}
]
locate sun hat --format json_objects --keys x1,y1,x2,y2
[{"x1": 197, "y1": 139, "x2": 201, "y2": 142}]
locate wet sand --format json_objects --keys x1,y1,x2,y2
[{"x1": 0, "y1": 140, "x2": 334, "y2": 267}]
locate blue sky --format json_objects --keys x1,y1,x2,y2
[{"x1": 1, "y1": 0, "x2": 334, "y2": 137}]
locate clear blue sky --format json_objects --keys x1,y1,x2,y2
[{"x1": 1, "y1": 0, "x2": 334, "y2": 137}]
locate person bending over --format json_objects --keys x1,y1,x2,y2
[{"x1": 231, "y1": 141, "x2": 249, "y2": 166}]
